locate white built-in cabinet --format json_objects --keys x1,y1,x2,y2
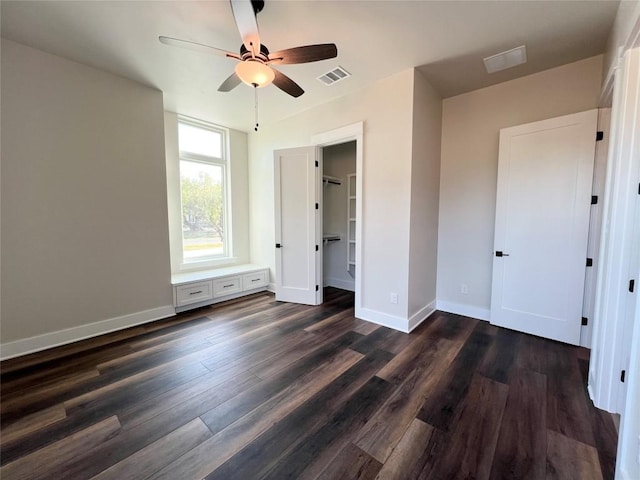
[{"x1": 171, "y1": 264, "x2": 269, "y2": 313}]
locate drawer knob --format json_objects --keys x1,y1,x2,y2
[
  {"x1": 189, "y1": 290, "x2": 203, "y2": 295},
  {"x1": 224, "y1": 284, "x2": 234, "y2": 288}
]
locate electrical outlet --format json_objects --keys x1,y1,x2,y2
[
  {"x1": 460, "y1": 283, "x2": 469, "y2": 295},
  {"x1": 390, "y1": 292, "x2": 398, "y2": 304}
]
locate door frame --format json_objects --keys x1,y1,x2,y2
[
  {"x1": 311, "y1": 122, "x2": 364, "y2": 314},
  {"x1": 590, "y1": 46, "x2": 640, "y2": 416}
]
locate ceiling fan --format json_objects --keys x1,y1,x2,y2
[{"x1": 159, "y1": 0, "x2": 338, "y2": 98}]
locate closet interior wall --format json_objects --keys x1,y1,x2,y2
[{"x1": 322, "y1": 141, "x2": 357, "y2": 292}]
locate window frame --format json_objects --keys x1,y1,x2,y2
[{"x1": 177, "y1": 116, "x2": 233, "y2": 268}]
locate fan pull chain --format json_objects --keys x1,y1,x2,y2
[{"x1": 253, "y1": 83, "x2": 259, "y2": 132}]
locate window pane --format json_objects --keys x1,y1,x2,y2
[
  {"x1": 178, "y1": 122, "x2": 222, "y2": 158},
  {"x1": 180, "y1": 160, "x2": 225, "y2": 260}
]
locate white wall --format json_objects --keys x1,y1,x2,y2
[
  {"x1": 1, "y1": 40, "x2": 172, "y2": 354},
  {"x1": 164, "y1": 112, "x2": 250, "y2": 274},
  {"x1": 322, "y1": 142, "x2": 356, "y2": 291},
  {"x1": 437, "y1": 56, "x2": 603, "y2": 319},
  {"x1": 407, "y1": 70, "x2": 442, "y2": 325},
  {"x1": 249, "y1": 69, "x2": 416, "y2": 325}
]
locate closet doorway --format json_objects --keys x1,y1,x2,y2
[
  {"x1": 274, "y1": 122, "x2": 363, "y2": 310},
  {"x1": 321, "y1": 141, "x2": 357, "y2": 293}
]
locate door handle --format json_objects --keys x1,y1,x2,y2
[
  {"x1": 275, "y1": 243, "x2": 282, "y2": 248},
  {"x1": 495, "y1": 251, "x2": 510, "y2": 257}
]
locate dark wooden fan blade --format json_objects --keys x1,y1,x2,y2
[
  {"x1": 272, "y1": 69, "x2": 304, "y2": 97},
  {"x1": 159, "y1": 36, "x2": 241, "y2": 60},
  {"x1": 230, "y1": 0, "x2": 261, "y2": 54},
  {"x1": 268, "y1": 44, "x2": 337, "y2": 65},
  {"x1": 218, "y1": 72, "x2": 242, "y2": 92}
]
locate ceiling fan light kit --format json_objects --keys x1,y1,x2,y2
[{"x1": 235, "y1": 60, "x2": 275, "y2": 87}]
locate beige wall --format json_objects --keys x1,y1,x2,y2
[
  {"x1": 408, "y1": 70, "x2": 442, "y2": 320},
  {"x1": 437, "y1": 55, "x2": 603, "y2": 316},
  {"x1": 249, "y1": 69, "x2": 416, "y2": 323},
  {"x1": 1, "y1": 40, "x2": 172, "y2": 343}
]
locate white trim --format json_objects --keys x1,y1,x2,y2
[
  {"x1": 436, "y1": 300, "x2": 490, "y2": 321},
  {"x1": 311, "y1": 122, "x2": 363, "y2": 146},
  {"x1": 590, "y1": 47, "x2": 640, "y2": 414},
  {"x1": 0, "y1": 305, "x2": 175, "y2": 361},
  {"x1": 408, "y1": 301, "x2": 437, "y2": 332},
  {"x1": 324, "y1": 277, "x2": 355, "y2": 292},
  {"x1": 356, "y1": 307, "x2": 410, "y2": 333},
  {"x1": 587, "y1": 383, "x2": 596, "y2": 403},
  {"x1": 311, "y1": 122, "x2": 364, "y2": 317},
  {"x1": 267, "y1": 282, "x2": 276, "y2": 293}
]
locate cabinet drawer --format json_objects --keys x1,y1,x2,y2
[
  {"x1": 243, "y1": 270, "x2": 267, "y2": 290},
  {"x1": 175, "y1": 281, "x2": 213, "y2": 307},
  {"x1": 213, "y1": 276, "x2": 242, "y2": 297}
]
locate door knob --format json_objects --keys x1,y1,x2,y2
[
  {"x1": 495, "y1": 251, "x2": 510, "y2": 257},
  {"x1": 275, "y1": 243, "x2": 282, "y2": 248}
]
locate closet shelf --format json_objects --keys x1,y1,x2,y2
[
  {"x1": 323, "y1": 233, "x2": 341, "y2": 244},
  {"x1": 322, "y1": 175, "x2": 342, "y2": 186}
]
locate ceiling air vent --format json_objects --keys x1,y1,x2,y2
[
  {"x1": 317, "y1": 66, "x2": 350, "y2": 86},
  {"x1": 483, "y1": 45, "x2": 527, "y2": 73}
]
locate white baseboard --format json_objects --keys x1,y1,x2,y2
[
  {"x1": 266, "y1": 282, "x2": 276, "y2": 293},
  {"x1": 355, "y1": 307, "x2": 410, "y2": 333},
  {"x1": 436, "y1": 300, "x2": 490, "y2": 321},
  {"x1": 324, "y1": 277, "x2": 355, "y2": 292},
  {"x1": 0, "y1": 305, "x2": 176, "y2": 361},
  {"x1": 587, "y1": 383, "x2": 596, "y2": 405},
  {"x1": 408, "y1": 300, "x2": 437, "y2": 332}
]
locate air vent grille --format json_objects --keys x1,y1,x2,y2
[{"x1": 317, "y1": 66, "x2": 350, "y2": 85}]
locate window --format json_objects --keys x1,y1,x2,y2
[{"x1": 178, "y1": 118, "x2": 230, "y2": 264}]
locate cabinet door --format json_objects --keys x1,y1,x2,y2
[
  {"x1": 175, "y1": 281, "x2": 213, "y2": 306},
  {"x1": 212, "y1": 276, "x2": 242, "y2": 297},
  {"x1": 274, "y1": 146, "x2": 322, "y2": 305}
]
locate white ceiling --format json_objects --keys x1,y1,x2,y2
[{"x1": 0, "y1": 0, "x2": 620, "y2": 132}]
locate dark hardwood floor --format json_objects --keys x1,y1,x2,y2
[{"x1": 0, "y1": 288, "x2": 618, "y2": 479}]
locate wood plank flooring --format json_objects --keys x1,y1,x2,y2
[{"x1": 0, "y1": 288, "x2": 618, "y2": 479}]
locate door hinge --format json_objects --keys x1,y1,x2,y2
[
  {"x1": 315, "y1": 244, "x2": 319, "y2": 252},
  {"x1": 586, "y1": 258, "x2": 593, "y2": 267},
  {"x1": 591, "y1": 195, "x2": 598, "y2": 205},
  {"x1": 316, "y1": 285, "x2": 319, "y2": 291},
  {"x1": 315, "y1": 160, "x2": 318, "y2": 167},
  {"x1": 621, "y1": 370, "x2": 626, "y2": 382},
  {"x1": 630, "y1": 279, "x2": 635, "y2": 293},
  {"x1": 315, "y1": 203, "x2": 319, "y2": 210},
  {"x1": 596, "y1": 131, "x2": 604, "y2": 141},
  {"x1": 581, "y1": 317, "x2": 588, "y2": 326}
]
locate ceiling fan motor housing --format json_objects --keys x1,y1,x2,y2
[{"x1": 240, "y1": 43, "x2": 270, "y2": 62}]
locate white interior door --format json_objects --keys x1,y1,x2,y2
[
  {"x1": 274, "y1": 146, "x2": 322, "y2": 305},
  {"x1": 490, "y1": 110, "x2": 598, "y2": 345}
]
